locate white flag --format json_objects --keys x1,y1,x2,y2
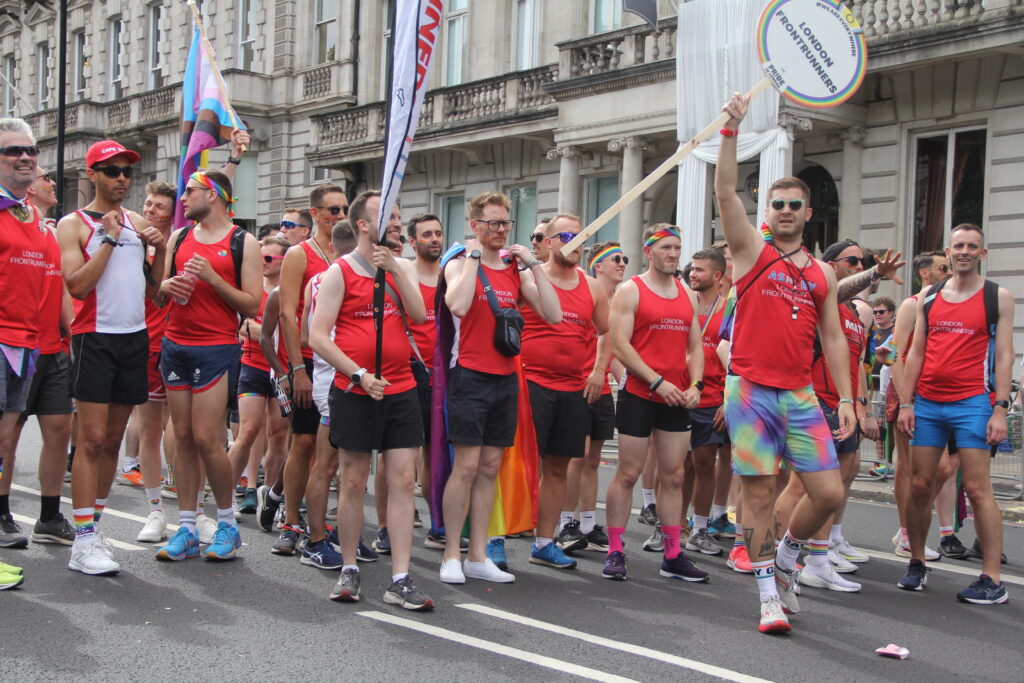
[{"x1": 377, "y1": 0, "x2": 444, "y2": 241}]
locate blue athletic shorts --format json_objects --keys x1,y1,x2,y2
[
  {"x1": 160, "y1": 338, "x2": 240, "y2": 395},
  {"x1": 910, "y1": 393, "x2": 992, "y2": 450}
]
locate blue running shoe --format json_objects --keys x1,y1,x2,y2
[
  {"x1": 357, "y1": 537, "x2": 378, "y2": 563},
  {"x1": 529, "y1": 542, "x2": 577, "y2": 569},
  {"x1": 205, "y1": 522, "x2": 241, "y2": 561},
  {"x1": 957, "y1": 574, "x2": 1009, "y2": 605},
  {"x1": 487, "y1": 537, "x2": 508, "y2": 572},
  {"x1": 707, "y1": 514, "x2": 736, "y2": 539},
  {"x1": 156, "y1": 526, "x2": 199, "y2": 561},
  {"x1": 301, "y1": 538, "x2": 344, "y2": 570},
  {"x1": 602, "y1": 551, "x2": 627, "y2": 580},
  {"x1": 897, "y1": 559, "x2": 928, "y2": 591}
]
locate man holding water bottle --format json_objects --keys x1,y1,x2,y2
[{"x1": 57, "y1": 140, "x2": 167, "y2": 576}]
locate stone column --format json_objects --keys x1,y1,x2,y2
[
  {"x1": 546, "y1": 145, "x2": 583, "y2": 216},
  {"x1": 609, "y1": 136, "x2": 646, "y2": 268},
  {"x1": 838, "y1": 126, "x2": 866, "y2": 241}
]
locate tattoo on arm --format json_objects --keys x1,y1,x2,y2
[{"x1": 836, "y1": 267, "x2": 876, "y2": 304}]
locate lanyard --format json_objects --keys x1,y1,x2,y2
[
  {"x1": 699, "y1": 293, "x2": 722, "y2": 337},
  {"x1": 308, "y1": 236, "x2": 332, "y2": 267}
]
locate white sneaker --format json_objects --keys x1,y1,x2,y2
[
  {"x1": 463, "y1": 557, "x2": 515, "y2": 583},
  {"x1": 439, "y1": 558, "x2": 466, "y2": 584},
  {"x1": 834, "y1": 539, "x2": 869, "y2": 564},
  {"x1": 892, "y1": 528, "x2": 904, "y2": 547},
  {"x1": 68, "y1": 536, "x2": 120, "y2": 575},
  {"x1": 895, "y1": 541, "x2": 940, "y2": 560},
  {"x1": 137, "y1": 510, "x2": 168, "y2": 543},
  {"x1": 799, "y1": 563, "x2": 861, "y2": 592},
  {"x1": 94, "y1": 530, "x2": 115, "y2": 559},
  {"x1": 232, "y1": 498, "x2": 241, "y2": 521},
  {"x1": 196, "y1": 514, "x2": 217, "y2": 544},
  {"x1": 827, "y1": 546, "x2": 858, "y2": 573}
]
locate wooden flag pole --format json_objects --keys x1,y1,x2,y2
[
  {"x1": 186, "y1": 0, "x2": 246, "y2": 153},
  {"x1": 560, "y1": 75, "x2": 773, "y2": 257}
]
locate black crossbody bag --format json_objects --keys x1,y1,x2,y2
[{"x1": 476, "y1": 266, "x2": 524, "y2": 357}]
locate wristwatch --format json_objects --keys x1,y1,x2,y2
[
  {"x1": 351, "y1": 367, "x2": 367, "y2": 385},
  {"x1": 101, "y1": 234, "x2": 118, "y2": 248},
  {"x1": 691, "y1": 380, "x2": 705, "y2": 391},
  {"x1": 857, "y1": 397, "x2": 869, "y2": 406},
  {"x1": 469, "y1": 250, "x2": 481, "y2": 260},
  {"x1": 994, "y1": 400, "x2": 1010, "y2": 410},
  {"x1": 227, "y1": 156, "x2": 242, "y2": 165}
]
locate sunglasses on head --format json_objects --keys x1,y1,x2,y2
[
  {"x1": 872, "y1": 308, "x2": 890, "y2": 316},
  {"x1": 317, "y1": 205, "x2": 346, "y2": 216},
  {"x1": 93, "y1": 165, "x2": 134, "y2": 179},
  {"x1": 263, "y1": 254, "x2": 285, "y2": 263},
  {"x1": 0, "y1": 145, "x2": 39, "y2": 157},
  {"x1": 770, "y1": 198, "x2": 804, "y2": 211},
  {"x1": 279, "y1": 220, "x2": 308, "y2": 231}
]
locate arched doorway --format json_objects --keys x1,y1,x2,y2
[{"x1": 797, "y1": 164, "x2": 839, "y2": 257}]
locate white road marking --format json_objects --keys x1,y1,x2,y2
[
  {"x1": 358, "y1": 611, "x2": 638, "y2": 683},
  {"x1": 861, "y1": 549, "x2": 1024, "y2": 586},
  {"x1": 11, "y1": 513, "x2": 144, "y2": 551},
  {"x1": 458, "y1": 604, "x2": 772, "y2": 683},
  {"x1": 11, "y1": 482, "x2": 181, "y2": 529}
]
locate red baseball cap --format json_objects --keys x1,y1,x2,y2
[{"x1": 86, "y1": 139, "x2": 141, "y2": 167}]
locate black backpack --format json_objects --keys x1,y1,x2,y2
[
  {"x1": 922, "y1": 277, "x2": 1000, "y2": 392},
  {"x1": 170, "y1": 225, "x2": 248, "y2": 288}
]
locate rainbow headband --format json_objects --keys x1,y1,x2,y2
[
  {"x1": 190, "y1": 172, "x2": 237, "y2": 218},
  {"x1": 643, "y1": 227, "x2": 680, "y2": 247},
  {"x1": 589, "y1": 246, "x2": 623, "y2": 274}
]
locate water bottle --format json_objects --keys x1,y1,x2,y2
[
  {"x1": 274, "y1": 377, "x2": 294, "y2": 417},
  {"x1": 174, "y1": 271, "x2": 198, "y2": 305}
]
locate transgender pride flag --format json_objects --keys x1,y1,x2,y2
[{"x1": 174, "y1": 24, "x2": 245, "y2": 228}]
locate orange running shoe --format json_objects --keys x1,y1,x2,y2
[
  {"x1": 120, "y1": 467, "x2": 144, "y2": 487},
  {"x1": 727, "y1": 545, "x2": 754, "y2": 573}
]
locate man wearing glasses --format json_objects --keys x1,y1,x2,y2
[
  {"x1": 278, "y1": 208, "x2": 313, "y2": 246},
  {"x1": 530, "y1": 219, "x2": 550, "y2": 263},
  {"x1": 269, "y1": 184, "x2": 348, "y2": 554},
  {"x1": 57, "y1": 140, "x2": 167, "y2": 575},
  {"x1": 0, "y1": 120, "x2": 50, "y2": 564}
]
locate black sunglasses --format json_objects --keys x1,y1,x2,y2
[
  {"x1": 263, "y1": 254, "x2": 285, "y2": 263},
  {"x1": 530, "y1": 233, "x2": 545, "y2": 243},
  {"x1": 317, "y1": 205, "x2": 346, "y2": 216},
  {"x1": 838, "y1": 256, "x2": 866, "y2": 267},
  {"x1": 93, "y1": 165, "x2": 134, "y2": 179},
  {"x1": 0, "y1": 145, "x2": 39, "y2": 157},
  {"x1": 608, "y1": 254, "x2": 628, "y2": 265},
  {"x1": 872, "y1": 309, "x2": 890, "y2": 315},
  {"x1": 770, "y1": 198, "x2": 804, "y2": 211},
  {"x1": 36, "y1": 172, "x2": 52, "y2": 183}
]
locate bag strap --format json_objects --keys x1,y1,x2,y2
[
  {"x1": 349, "y1": 251, "x2": 427, "y2": 367},
  {"x1": 475, "y1": 265, "x2": 503, "y2": 316}
]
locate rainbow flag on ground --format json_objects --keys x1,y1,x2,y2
[{"x1": 174, "y1": 25, "x2": 244, "y2": 228}]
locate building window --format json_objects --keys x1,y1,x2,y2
[
  {"x1": 440, "y1": 193, "x2": 466, "y2": 246},
  {"x1": 514, "y1": 0, "x2": 539, "y2": 71},
  {"x1": 36, "y1": 43, "x2": 50, "y2": 110},
  {"x1": 507, "y1": 185, "x2": 537, "y2": 246},
  {"x1": 148, "y1": 5, "x2": 165, "y2": 89},
  {"x1": 72, "y1": 31, "x2": 87, "y2": 102},
  {"x1": 592, "y1": 0, "x2": 623, "y2": 33},
  {"x1": 309, "y1": 165, "x2": 331, "y2": 185},
  {"x1": 585, "y1": 175, "x2": 620, "y2": 244},
  {"x1": 238, "y1": 0, "x2": 259, "y2": 71},
  {"x1": 445, "y1": 0, "x2": 467, "y2": 86},
  {"x1": 911, "y1": 128, "x2": 986, "y2": 255},
  {"x1": 315, "y1": 0, "x2": 337, "y2": 63},
  {"x1": 380, "y1": 0, "x2": 394, "y2": 100},
  {"x1": 3, "y1": 55, "x2": 15, "y2": 117},
  {"x1": 109, "y1": 18, "x2": 124, "y2": 100}
]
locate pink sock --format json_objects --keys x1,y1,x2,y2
[
  {"x1": 607, "y1": 526, "x2": 625, "y2": 554},
  {"x1": 663, "y1": 525, "x2": 681, "y2": 560}
]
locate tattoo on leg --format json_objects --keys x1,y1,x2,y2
[
  {"x1": 744, "y1": 528, "x2": 754, "y2": 551},
  {"x1": 758, "y1": 531, "x2": 776, "y2": 557}
]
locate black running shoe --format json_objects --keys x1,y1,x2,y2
[
  {"x1": 638, "y1": 503, "x2": 657, "y2": 526},
  {"x1": 660, "y1": 553, "x2": 710, "y2": 583},
  {"x1": 256, "y1": 485, "x2": 281, "y2": 532},
  {"x1": 0, "y1": 514, "x2": 28, "y2": 549},
  {"x1": 971, "y1": 538, "x2": 1008, "y2": 565},
  {"x1": 585, "y1": 525, "x2": 610, "y2": 552},
  {"x1": 383, "y1": 576, "x2": 434, "y2": 611},
  {"x1": 939, "y1": 534, "x2": 970, "y2": 560},
  {"x1": 556, "y1": 520, "x2": 588, "y2": 553}
]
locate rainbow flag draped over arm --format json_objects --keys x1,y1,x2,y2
[{"x1": 174, "y1": 25, "x2": 245, "y2": 229}]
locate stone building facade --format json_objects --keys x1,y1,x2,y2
[{"x1": 3, "y1": 0, "x2": 1022, "y2": 348}]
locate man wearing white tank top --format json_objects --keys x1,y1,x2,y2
[{"x1": 57, "y1": 140, "x2": 167, "y2": 576}]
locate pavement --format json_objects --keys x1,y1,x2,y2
[{"x1": 2, "y1": 421, "x2": 1023, "y2": 682}]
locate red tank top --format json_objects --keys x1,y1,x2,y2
[
  {"x1": 0, "y1": 207, "x2": 48, "y2": 348},
  {"x1": 410, "y1": 281, "x2": 437, "y2": 361},
  {"x1": 165, "y1": 228, "x2": 240, "y2": 346},
  {"x1": 455, "y1": 262, "x2": 521, "y2": 376},
  {"x1": 918, "y1": 287, "x2": 989, "y2": 402},
  {"x1": 298, "y1": 240, "x2": 332, "y2": 360},
  {"x1": 241, "y1": 290, "x2": 272, "y2": 371},
  {"x1": 623, "y1": 276, "x2": 693, "y2": 403},
  {"x1": 522, "y1": 270, "x2": 595, "y2": 392},
  {"x1": 697, "y1": 302, "x2": 727, "y2": 408},
  {"x1": 730, "y1": 243, "x2": 829, "y2": 389},
  {"x1": 332, "y1": 259, "x2": 415, "y2": 395},
  {"x1": 584, "y1": 335, "x2": 613, "y2": 396},
  {"x1": 811, "y1": 303, "x2": 866, "y2": 410},
  {"x1": 38, "y1": 229, "x2": 64, "y2": 355}
]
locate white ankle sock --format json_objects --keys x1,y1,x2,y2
[{"x1": 580, "y1": 511, "x2": 596, "y2": 534}]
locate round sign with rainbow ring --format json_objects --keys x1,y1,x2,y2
[{"x1": 757, "y1": 0, "x2": 867, "y2": 109}]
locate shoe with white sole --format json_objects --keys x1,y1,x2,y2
[
  {"x1": 799, "y1": 563, "x2": 862, "y2": 592},
  {"x1": 136, "y1": 510, "x2": 168, "y2": 543},
  {"x1": 463, "y1": 557, "x2": 515, "y2": 583},
  {"x1": 439, "y1": 558, "x2": 466, "y2": 584},
  {"x1": 68, "y1": 536, "x2": 120, "y2": 575},
  {"x1": 895, "y1": 540, "x2": 940, "y2": 561},
  {"x1": 834, "y1": 539, "x2": 869, "y2": 563},
  {"x1": 827, "y1": 546, "x2": 858, "y2": 574}
]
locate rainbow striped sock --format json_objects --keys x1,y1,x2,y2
[
  {"x1": 73, "y1": 507, "x2": 96, "y2": 539},
  {"x1": 939, "y1": 526, "x2": 954, "y2": 538},
  {"x1": 93, "y1": 498, "x2": 108, "y2": 524},
  {"x1": 734, "y1": 524, "x2": 746, "y2": 549},
  {"x1": 145, "y1": 487, "x2": 163, "y2": 513},
  {"x1": 805, "y1": 538, "x2": 830, "y2": 568}
]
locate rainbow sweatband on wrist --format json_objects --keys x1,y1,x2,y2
[
  {"x1": 589, "y1": 245, "x2": 624, "y2": 274},
  {"x1": 643, "y1": 227, "x2": 680, "y2": 247}
]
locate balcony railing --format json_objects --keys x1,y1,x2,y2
[
  {"x1": 846, "y1": 0, "x2": 1007, "y2": 37},
  {"x1": 557, "y1": 17, "x2": 677, "y2": 81},
  {"x1": 313, "y1": 64, "x2": 558, "y2": 152}
]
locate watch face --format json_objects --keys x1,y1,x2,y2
[{"x1": 470, "y1": 250, "x2": 481, "y2": 259}]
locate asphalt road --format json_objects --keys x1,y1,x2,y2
[{"x1": 2, "y1": 421, "x2": 1022, "y2": 682}]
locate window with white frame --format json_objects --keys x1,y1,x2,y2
[
  {"x1": 310, "y1": 165, "x2": 332, "y2": 185},
  {"x1": 3, "y1": 55, "x2": 15, "y2": 117},
  {"x1": 444, "y1": 0, "x2": 467, "y2": 86},
  {"x1": 315, "y1": 0, "x2": 337, "y2": 63},
  {"x1": 109, "y1": 18, "x2": 124, "y2": 100},
  {"x1": 148, "y1": 5, "x2": 164, "y2": 89},
  {"x1": 514, "y1": 0, "x2": 539, "y2": 71},
  {"x1": 238, "y1": 0, "x2": 260, "y2": 71},
  {"x1": 440, "y1": 193, "x2": 466, "y2": 246},
  {"x1": 72, "y1": 31, "x2": 87, "y2": 102},
  {"x1": 592, "y1": 0, "x2": 623, "y2": 33},
  {"x1": 507, "y1": 185, "x2": 537, "y2": 246},
  {"x1": 36, "y1": 43, "x2": 50, "y2": 110},
  {"x1": 379, "y1": 0, "x2": 394, "y2": 100}
]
